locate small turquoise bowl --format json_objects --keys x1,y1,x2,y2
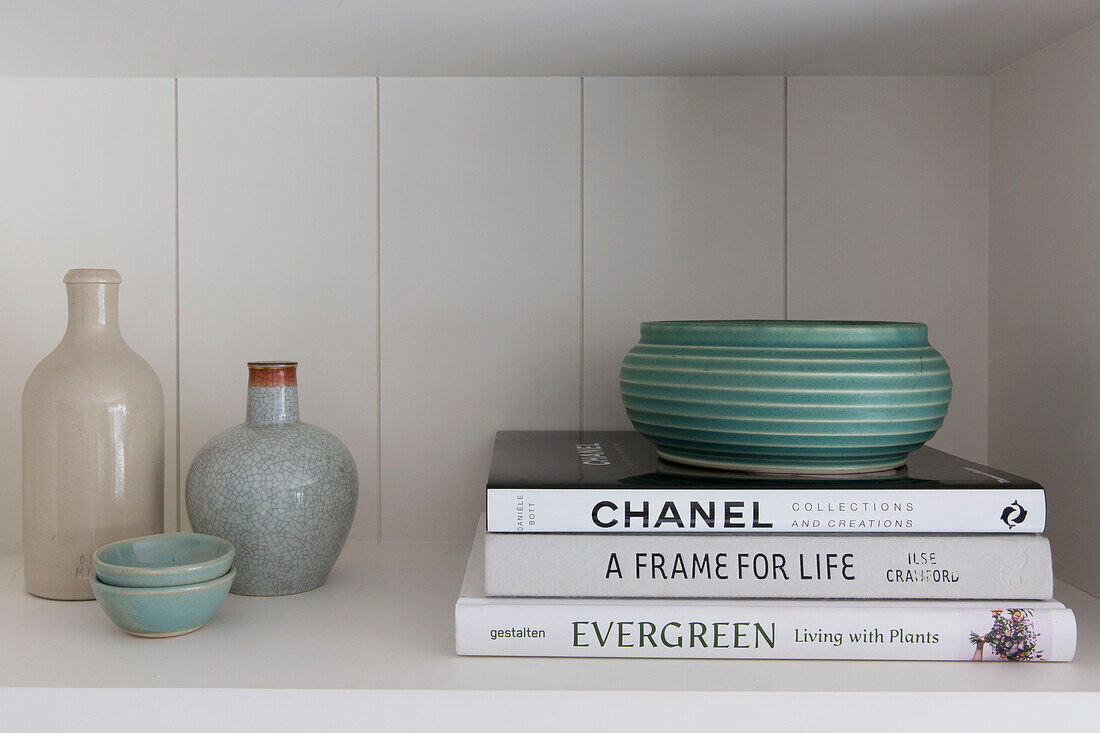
[
  {"x1": 93, "y1": 533, "x2": 235, "y2": 588},
  {"x1": 620, "y1": 320, "x2": 952, "y2": 474},
  {"x1": 91, "y1": 567, "x2": 235, "y2": 638}
]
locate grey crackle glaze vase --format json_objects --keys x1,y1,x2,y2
[{"x1": 185, "y1": 362, "x2": 357, "y2": 596}]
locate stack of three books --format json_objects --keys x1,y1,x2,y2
[{"x1": 455, "y1": 431, "x2": 1076, "y2": 661}]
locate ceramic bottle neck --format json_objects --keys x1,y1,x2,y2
[
  {"x1": 62, "y1": 271, "x2": 124, "y2": 346},
  {"x1": 245, "y1": 363, "x2": 300, "y2": 425}
]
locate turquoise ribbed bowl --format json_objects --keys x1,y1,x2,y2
[{"x1": 619, "y1": 320, "x2": 952, "y2": 474}]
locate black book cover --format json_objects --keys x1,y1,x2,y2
[{"x1": 486, "y1": 430, "x2": 1043, "y2": 492}]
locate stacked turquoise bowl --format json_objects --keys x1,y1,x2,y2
[
  {"x1": 90, "y1": 533, "x2": 236, "y2": 637},
  {"x1": 619, "y1": 320, "x2": 952, "y2": 474}
]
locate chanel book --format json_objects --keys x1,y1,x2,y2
[{"x1": 485, "y1": 431, "x2": 1046, "y2": 534}]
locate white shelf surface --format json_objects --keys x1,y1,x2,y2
[{"x1": 2, "y1": 540, "x2": 1099, "y2": 692}]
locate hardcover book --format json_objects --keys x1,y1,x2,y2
[
  {"x1": 484, "y1": 531, "x2": 1054, "y2": 600},
  {"x1": 485, "y1": 431, "x2": 1046, "y2": 534},
  {"x1": 457, "y1": 524, "x2": 1076, "y2": 661}
]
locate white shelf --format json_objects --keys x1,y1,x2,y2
[
  {"x1": 0, "y1": 1, "x2": 1098, "y2": 76},
  {"x1": 2, "y1": 540, "x2": 1099, "y2": 693}
]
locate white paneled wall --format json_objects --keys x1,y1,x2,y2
[
  {"x1": 177, "y1": 78, "x2": 379, "y2": 537},
  {"x1": 0, "y1": 75, "x2": 992, "y2": 542},
  {"x1": 379, "y1": 78, "x2": 581, "y2": 541},
  {"x1": 991, "y1": 24, "x2": 1100, "y2": 595},
  {"x1": 787, "y1": 77, "x2": 990, "y2": 462},
  {"x1": 0, "y1": 79, "x2": 177, "y2": 538},
  {"x1": 582, "y1": 77, "x2": 786, "y2": 430}
]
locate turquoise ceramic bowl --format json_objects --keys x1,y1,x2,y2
[
  {"x1": 91, "y1": 567, "x2": 235, "y2": 638},
  {"x1": 619, "y1": 320, "x2": 952, "y2": 474},
  {"x1": 93, "y1": 533, "x2": 235, "y2": 588}
]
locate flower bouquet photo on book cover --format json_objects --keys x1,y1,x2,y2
[{"x1": 970, "y1": 609, "x2": 1043, "y2": 661}]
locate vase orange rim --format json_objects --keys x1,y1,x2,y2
[{"x1": 248, "y1": 362, "x2": 297, "y2": 388}]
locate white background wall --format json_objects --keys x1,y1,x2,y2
[
  {"x1": 991, "y1": 22, "x2": 1100, "y2": 596},
  {"x1": 176, "y1": 77, "x2": 380, "y2": 537},
  {"x1": 0, "y1": 79, "x2": 178, "y2": 537},
  {"x1": 787, "y1": 77, "x2": 990, "y2": 463},
  {"x1": 0, "y1": 75, "x2": 991, "y2": 542}
]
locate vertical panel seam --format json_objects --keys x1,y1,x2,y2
[
  {"x1": 173, "y1": 78, "x2": 182, "y2": 532},
  {"x1": 579, "y1": 76, "x2": 585, "y2": 432},
  {"x1": 375, "y1": 76, "x2": 383, "y2": 543},
  {"x1": 985, "y1": 74, "x2": 993, "y2": 464},
  {"x1": 783, "y1": 76, "x2": 789, "y2": 320}
]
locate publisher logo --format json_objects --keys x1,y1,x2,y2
[
  {"x1": 1000, "y1": 501, "x2": 1028, "y2": 528},
  {"x1": 576, "y1": 442, "x2": 611, "y2": 466}
]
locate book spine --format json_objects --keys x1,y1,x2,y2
[
  {"x1": 483, "y1": 533, "x2": 1053, "y2": 600},
  {"x1": 455, "y1": 602, "x2": 1076, "y2": 661},
  {"x1": 487, "y1": 488, "x2": 1046, "y2": 533}
]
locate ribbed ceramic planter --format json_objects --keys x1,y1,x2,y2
[{"x1": 619, "y1": 320, "x2": 952, "y2": 474}]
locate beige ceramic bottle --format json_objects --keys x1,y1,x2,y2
[{"x1": 22, "y1": 269, "x2": 164, "y2": 600}]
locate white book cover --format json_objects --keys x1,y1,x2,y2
[
  {"x1": 487, "y1": 488, "x2": 1046, "y2": 533},
  {"x1": 457, "y1": 521, "x2": 1076, "y2": 661},
  {"x1": 484, "y1": 531, "x2": 1054, "y2": 600}
]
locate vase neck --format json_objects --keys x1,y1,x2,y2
[
  {"x1": 246, "y1": 363, "x2": 299, "y2": 425},
  {"x1": 62, "y1": 269, "x2": 124, "y2": 346}
]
